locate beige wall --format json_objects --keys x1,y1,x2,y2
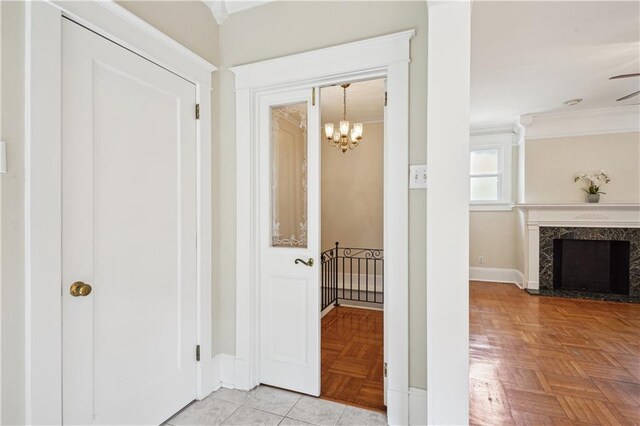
[
  {"x1": 218, "y1": 1, "x2": 428, "y2": 388},
  {"x1": 470, "y1": 131, "x2": 640, "y2": 275},
  {"x1": 469, "y1": 210, "x2": 518, "y2": 269},
  {"x1": 322, "y1": 122, "x2": 383, "y2": 251},
  {"x1": 469, "y1": 143, "x2": 520, "y2": 270},
  {"x1": 525, "y1": 132, "x2": 640, "y2": 203},
  {"x1": 118, "y1": 1, "x2": 219, "y2": 65}
]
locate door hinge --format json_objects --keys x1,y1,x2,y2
[
  {"x1": 196, "y1": 344, "x2": 201, "y2": 362},
  {"x1": 195, "y1": 104, "x2": 200, "y2": 120},
  {"x1": 384, "y1": 91, "x2": 388, "y2": 107},
  {"x1": 384, "y1": 362, "x2": 388, "y2": 378},
  {"x1": 312, "y1": 88, "x2": 316, "y2": 106}
]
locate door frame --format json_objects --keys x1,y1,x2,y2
[
  {"x1": 23, "y1": 1, "x2": 216, "y2": 423},
  {"x1": 232, "y1": 30, "x2": 414, "y2": 426}
]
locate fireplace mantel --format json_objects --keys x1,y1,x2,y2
[{"x1": 520, "y1": 203, "x2": 640, "y2": 290}]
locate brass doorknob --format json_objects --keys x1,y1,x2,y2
[
  {"x1": 294, "y1": 258, "x2": 314, "y2": 267},
  {"x1": 70, "y1": 281, "x2": 92, "y2": 297}
]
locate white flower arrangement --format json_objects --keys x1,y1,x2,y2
[{"x1": 573, "y1": 170, "x2": 611, "y2": 195}]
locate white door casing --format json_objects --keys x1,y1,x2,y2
[
  {"x1": 62, "y1": 19, "x2": 197, "y2": 424},
  {"x1": 232, "y1": 30, "x2": 413, "y2": 424},
  {"x1": 258, "y1": 89, "x2": 321, "y2": 396}
]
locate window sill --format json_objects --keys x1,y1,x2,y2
[{"x1": 470, "y1": 202, "x2": 514, "y2": 212}]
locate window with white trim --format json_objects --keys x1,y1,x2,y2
[{"x1": 470, "y1": 134, "x2": 513, "y2": 210}]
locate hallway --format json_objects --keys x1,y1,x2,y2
[{"x1": 321, "y1": 306, "x2": 385, "y2": 412}]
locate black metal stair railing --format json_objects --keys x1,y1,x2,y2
[{"x1": 321, "y1": 242, "x2": 384, "y2": 311}]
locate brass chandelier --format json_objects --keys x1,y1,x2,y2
[{"x1": 324, "y1": 84, "x2": 363, "y2": 153}]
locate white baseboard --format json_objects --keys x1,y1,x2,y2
[
  {"x1": 199, "y1": 353, "x2": 223, "y2": 398},
  {"x1": 199, "y1": 353, "x2": 238, "y2": 399},
  {"x1": 323, "y1": 274, "x2": 384, "y2": 293},
  {"x1": 337, "y1": 302, "x2": 383, "y2": 311},
  {"x1": 219, "y1": 353, "x2": 236, "y2": 388},
  {"x1": 470, "y1": 267, "x2": 524, "y2": 289},
  {"x1": 386, "y1": 388, "x2": 409, "y2": 426},
  {"x1": 409, "y1": 387, "x2": 427, "y2": 426}
]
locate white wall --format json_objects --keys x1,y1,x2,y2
[
  {"x1": 426, "y1": 2, "x2": 470, "y2": 423},
  {"x1": 218, "y1": 0, "x2": 428, "y2": 389}
]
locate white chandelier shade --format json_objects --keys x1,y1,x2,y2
[{"x1": 324, "y1": 84, "x2": 363, "y2": 153}]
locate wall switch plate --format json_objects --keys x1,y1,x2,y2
[
  {"x1": 409, "y1": 164, "x2": 427, "y2": 189},
  {"x1": 0, "y1": 141, "x2": 6, "y2": 174}
]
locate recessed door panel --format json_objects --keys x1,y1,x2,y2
[{"x1": 268, "y1": 276, "x2": 309, "y2": 365}]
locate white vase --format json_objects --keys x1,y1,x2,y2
[{"x1": 586, "y1": 193, "x2": 600, "y2": 203}]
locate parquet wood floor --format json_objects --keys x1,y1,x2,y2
[
  {"x1": 321, "y1": 306, "x2": 385, "y2": 412},
  {"x1": 470, "y1": 281, "x2": 640, "y2": 426}
]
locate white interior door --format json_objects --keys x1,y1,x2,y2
[
  {"x1": 259, "y1": 88, "x2": 321, "y2": 396},
  {"x1": 62, "y1": 19, "x2": 198, "y2": 425}
]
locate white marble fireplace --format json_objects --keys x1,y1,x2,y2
[{"x1": 520, "y1": 203, "x2": 640, "y2": 292}]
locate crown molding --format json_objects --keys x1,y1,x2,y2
[
  {"x1": 520, "y1": 105, "x2": 640, "y2": 140},
  {"x1": 203, "y1": 0, "x2": 273, "y2": 25}
]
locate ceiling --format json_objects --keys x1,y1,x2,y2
[
  {"x1": 203, "y1": 0, "x2": 273, "y2": 24},
  {"x1": 320, "y1": 79, "x2": 385, "y2": 125},
  {"x1": 471, "y1": 1, "x2": 640, "y2": 129}
]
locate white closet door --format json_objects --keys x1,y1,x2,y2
[
  {"x1": 62, "y1": 19, "x2": 197, "y2": 425},
  {"x1": 259, "y1": 89, "x2": 321, "y2": 396}
]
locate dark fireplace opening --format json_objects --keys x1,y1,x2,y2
[{"x1": 553, "y1": 239, "x2": 630, "y2": 295}]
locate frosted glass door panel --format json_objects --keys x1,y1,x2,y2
[{"x1": 271, "y1": 103, "x2": 308, "y2": 248}]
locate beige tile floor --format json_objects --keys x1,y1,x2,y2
[{"x1": 165, "y1": 385, "x2": 388, "y2": 426}]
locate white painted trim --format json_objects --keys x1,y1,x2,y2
[
  {"x1": 426, "y1": 3, "x2": 470, "y2": 425},
  {"x1": 519, "y1": 202, "x2": 640, "y2": 210},
  {"x1": 470, "y1": 132, "x2": 513, "y2": 206},
  {"x1": 232, "y1": 31, "x2": 413, "y2": 426},
  {"x1": 230, "y1": 30, "x2": 415, "y2": 90},
  {"x1": 470, "y1": 267, "x2": 524, "y2": 289},
  {"x1": 337, "y1": 303, "x2": 383, "y2": 312},
  {"x1": 522, "y1": 204, "x2": 640, "y2": 290},
  {"x1": 25, "y1": 2, "x2": 216, "y2": 423},
  {"x1": 25, "y1": 3, "x2": 62, "y2": 422},
  {"x1": 409, "y1": 387, "x2": 428, "y2": 426},
  {"x1": 521, "y1": 105, "x2": 640, "y2": 140},
  {"x1": 470, "y1": 203, "x2": 514, "y2": 211},
  {"x1": 202, "y1": 0, "x2": 273, "y2": 25},
  {"x1": 320, "y1": 304, "x2": 335, "y2": 318},
  {"x1": 49, "y1": 0, "x2": 216, "y2": 86}
]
